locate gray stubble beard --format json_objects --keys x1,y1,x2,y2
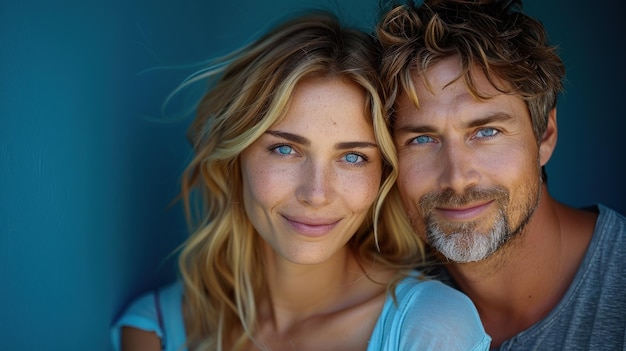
[
  {"x1": 419, "y1": 184, "x2": 541, "y2": 263},
  {"x1": 426, "y1": 208, "x2": 510, "y2": 262}
]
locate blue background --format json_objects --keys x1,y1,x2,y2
[{"x1": 1, "y1": 0, "x2": 624, "y2": 349}]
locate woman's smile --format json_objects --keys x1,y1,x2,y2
[{"x1": 282, "y1": 214, "x2": 343, "y2": 237}]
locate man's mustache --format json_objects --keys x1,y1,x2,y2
[{"x1": 418, "y1": 186, "x2": 509, "y2": 211}]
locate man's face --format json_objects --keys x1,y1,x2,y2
[{"x1": 393, "y1": 56, "x2": 543, "y2": 263}]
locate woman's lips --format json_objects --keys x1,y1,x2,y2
[
  {"x1": 436, "y1": 200, "x2": 494, "y2": 221},
  {"x1": 282, "y1": 215, "x2": 342, "y2": 237}
]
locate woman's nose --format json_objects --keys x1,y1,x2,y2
[{"x1": 296, "y1": 159, "x2": 335, "y2": 207}]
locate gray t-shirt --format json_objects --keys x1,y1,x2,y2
[{"x1": 441, "y1": 205, "x2": 626, "y2": 350}]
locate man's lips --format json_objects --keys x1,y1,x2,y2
[
  {"x1": 282, "y1": 215, "x2": 342, "y2": 237},
  {"x1": 435, "y1": 200, "x2": 494, "y2": 221}
]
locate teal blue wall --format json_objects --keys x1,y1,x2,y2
[
  {"x1": 523, "y1": 1, "x2": 626, "y2": 213},
  {"x1": 1, "y1": 0, "x2": 624, "y2": 349}
]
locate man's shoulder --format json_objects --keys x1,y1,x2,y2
[
  {"x1": 596, "y1": 204, "x2": 626, "y2": 234},
  {"x1": 586, "y1": 204, "x2": 626, "y2": 261},
  {"x1": 496, "y1": 204, "x2": 626, "y2": 350}
]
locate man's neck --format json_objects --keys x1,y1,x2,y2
[{"x1": 443, "y1": 192, "x2": 596, "y2": 347}]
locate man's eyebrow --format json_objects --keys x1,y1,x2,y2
[
  {"x1": 265, "y1": 130, "x2": 309, "y2": 145},
  {"x1": 394, "y1": 125, "x2": 437, "y2": 134},
  {"x1": 466, "y1": 112, "x2": 515, "y2": 128},
  {"x1": 394, "y1": 112, "x2": 516, "y2": 134}
]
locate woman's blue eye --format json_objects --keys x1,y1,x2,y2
[
  {"x1": 275, "y1": 145, "x2": 293, "y2": 155},
  {"x1": 476, "y1": 128, "x2": 499, "y2": 138},
  {"x1": 344, "y1": 153, "x2": 364, "y2": 164},
  {"x1": 413, "y1": 135, "x2": 433, "y2": 144}
]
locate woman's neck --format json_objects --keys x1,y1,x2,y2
[
  {"x1": 239, "y1": 245, "x2": 396, "y2": 351},
  {"x1": 261, "y1": 246, "x2": 392, "y2": 332}
]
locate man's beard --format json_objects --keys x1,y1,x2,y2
[{"x1": 418, "y1": 185, "x2": 540, "y2": 263}]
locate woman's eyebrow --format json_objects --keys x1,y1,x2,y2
[
  {"x1": 265, "y1": 130, "x2": 309, "y2": 145},
  {"x1": 266, "y1": 130, "x2": 377, "y2": 150},
  {"x1": 335, "y1": 141, "x2": 378, "y2": 150}
]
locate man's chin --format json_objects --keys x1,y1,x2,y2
[{"x1": 427, "y1": 226, "x2": 503, "y2": 262}]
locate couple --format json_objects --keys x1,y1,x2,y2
[{"x1": 112, "y1": 1, "x2": 626, "y2": 350}]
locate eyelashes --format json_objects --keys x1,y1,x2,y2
[
  {"x1": 406, "y1": 127, "x2": 502, "y2": 145},
  {"x1": 270, "y1": 144, "x2": 296, "y2": 156},
  {"x1": 268, "y1": 143, "x2": 370, "y2": 165}
]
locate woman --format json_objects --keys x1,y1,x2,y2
[{"x1": 111, "y1": 11, "x2": 490, "y2": 351}]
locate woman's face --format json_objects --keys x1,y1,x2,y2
[{"x1": 240, "y1": 76, "x2": 383, "y2": 266}]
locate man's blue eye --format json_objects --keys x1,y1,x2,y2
[
  {"x1": 413, "y1": 135, "x2": 433, "y2": 144},
  {"x1": 344, "y1": 153, "x2": 364, "y2": 163},
  {"x1": 476, "y1": 128, "x2": 499, "y2": 138}
]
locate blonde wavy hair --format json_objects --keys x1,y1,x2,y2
[{"x1": 175, "y1": 11, "x2": 425, "y2": 351}]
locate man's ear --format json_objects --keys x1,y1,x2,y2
[{"x1": 539, "y1": 108, "x2": 558, "y2": 166}]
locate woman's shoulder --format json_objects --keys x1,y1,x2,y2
[
  {"x1": 368, "y1": 273, "x2": 491, "y2": 351},
  {"x1": 395, "y1": 273, "x2": 470, "y2": 304},
  {"x1": 110, "y1": 281, "x2": 185, "y2": 351},
  {"x1": 394, "y1": 273, "x2": 484, "y2": 323}
]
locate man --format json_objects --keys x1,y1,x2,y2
[{"x1": 377, "y1": 0, "x2": 626, "y2": 350}]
